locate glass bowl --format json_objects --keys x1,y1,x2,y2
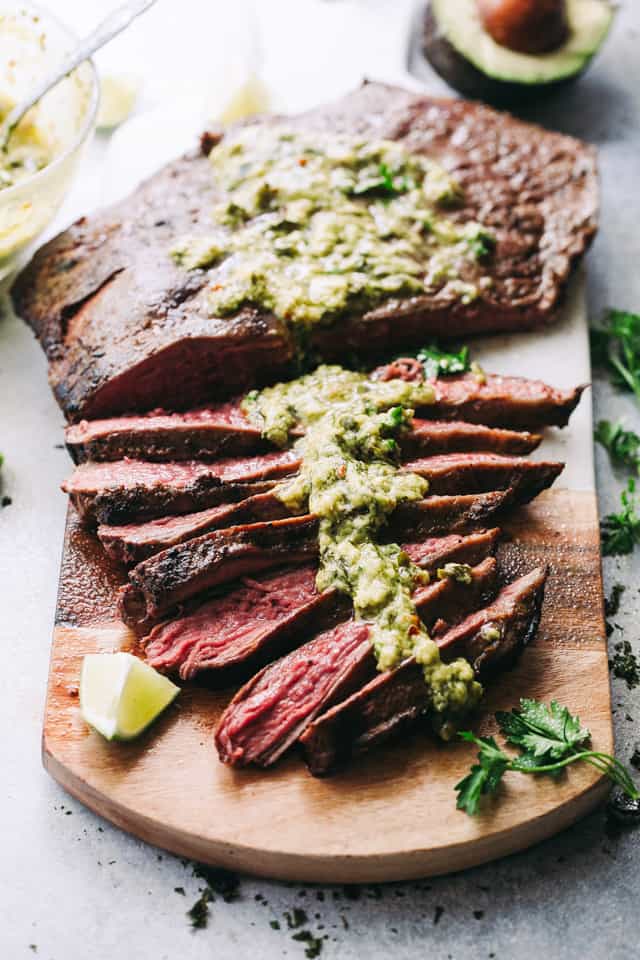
[{"x1": 0, "y1": 3, "x2": 99, "y2": 279}]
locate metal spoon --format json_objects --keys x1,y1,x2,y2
[{"x1": 0, "y1": 0, "x2": 158, "y2": 153}]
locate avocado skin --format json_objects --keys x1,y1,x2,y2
[{"x1": 422, "y1": 2, "x2": 580, "y2": 107}]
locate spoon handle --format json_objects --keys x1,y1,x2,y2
[{"x1": 0, "y1": 0, "x2": 157, "y2": 149}]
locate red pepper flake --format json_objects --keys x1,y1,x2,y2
[
  {"x1": 298, "y1": 157, "x2": 307, "y2": 166},
  {"x1": 211, "y1": 283, "x2": 224, "y2": 292},
  {"x1": 337, "y1": 463, "x2": 347, "y2": 479}
]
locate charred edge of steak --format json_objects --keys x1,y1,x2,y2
[
  {"x1": 97, "y1": 491, "x2": 290, "y2": 565},
  {"x1": 73, "y1": 478, "x2": 280, "y2": 526},
  {"x1": 143, "y1": 530, "x2": 501, "y2": 684},
  {"x1": 214, "y1": 558, "x2": 499, "y2": 768},
  {"x1": 299, "y1": 566, "x2": 548, "y2": 776},
  {"x1": 118, "y1": 515, "x2": 319, "y2": 629}
]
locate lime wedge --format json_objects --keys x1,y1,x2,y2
[
  {"x1": 80, "y1": 652, "x2": 179, "y2": 741},
  {"x1": 97, "y1": 74, "x2": 140, "y2": 130}
]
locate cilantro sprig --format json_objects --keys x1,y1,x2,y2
[
  {"x1": 591, "y1": 308, "x2": 640, "y2": 403},
  {"x1": 600, "y1": 477, "x2": 640, "y2": 556},
  {"x1": 595, "y1": 419, "x2": 640, "y2": 473},
  {"x1": 455, "y1": 698, "x2": 638, "y2": 816}
]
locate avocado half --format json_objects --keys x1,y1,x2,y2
[{"x1": 423, "y1": 0, "x2": 614, "y2": 105}]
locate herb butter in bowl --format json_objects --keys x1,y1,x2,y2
[{"x1": 0, "y1": 3, "x2": 98, "y2": 278}]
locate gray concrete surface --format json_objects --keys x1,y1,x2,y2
[{"x1": 1, "y1": 3, "x2": 640, "y2": 959}]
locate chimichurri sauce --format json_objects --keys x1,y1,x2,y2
[
  {"x1": 244, "y1": 365, "x2": 483, "y2": 733},
  {"x1": 172, "y1": 127, "x2": 493, "y2": 333}
]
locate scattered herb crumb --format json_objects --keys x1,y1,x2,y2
[
  {"x1": 1, "y1": 495, "x2": 11, "y2": 508},
  {"x1": 29, "y1": 947, "x2": 37, "y2": 954},
  {"x1": 473, "y1": 910, "x2": 485, "y2": 920},
  {"x1": 434, "y1": 905, "x2": 445, "y2": 925},
  {"x1": 609, "y1": 640, "x2": 640, "y2": 689},
  {"x1": 285, "y1": 907, "x2": 308, "y2": 929},
  {"x1": 291, "y1": 930, "x2": 323, "y2": 958},
  {"x1": 174, "y1": 886, "x2": 185, "y2": 895},
  {"x1": 270, "y1": 920, "x2": 281, "y2": 930},
  {"x1": 187, "y1": 889, "x2": 212, "y2": 929},
  {"x1": 193, "y1": 864, "x2": 240, "y2": 902},
  {"x1": 631, "y1": 747, "x2": 640, "y2": 770},
  {"x1": 605, "y1": 583, "x2": 626, "y2": 617}
]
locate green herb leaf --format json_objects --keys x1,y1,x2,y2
[
  {"x1": 601, "y1": 478, "x2": 640, "y2": 556},
  {"x1": 496, "y1": 699, "x2": 590, "y2": 761},
  {"x1": 591, "y1": 308, "x2": 640, "y2": 402},
  {"x1": 595, "y1": 419, "x2": 640, "y2": 472},
  {"x1": 456, "y1": 698, "x2": 639, "y2": 816},
  {"x1": 417, "y1": 343, "x2": 471, "y2": 380},
  {"x1": 454, "y1": 732, "x2": 510, "y2": 815}
]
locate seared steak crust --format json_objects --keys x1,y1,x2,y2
[{"x1": 13, "y1": 82, "x2": 597, "y2": 422}]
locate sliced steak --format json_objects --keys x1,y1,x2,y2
[
  {"x1": 143, "y1": 530, "x2": 501, "y2": 682},
  {"x1": 119, "y1": 491, "x2": 514, "y2": 627},
  {"x1": 118, "y1": 515, "x2": 318, "y2": 629},
  {"x1": 97, "y1": 491, "x2": 289, "y2": 565},
  {"x1": 403, "y1": 419, "x2": 541, "y2": 457},
  {"x1": 375, "y1": 365, "x2": 585, "y2": 430},
  {"x1": 300, "y1": 567, "x2": 548, "y2": 776},
  {"x1": 65, "y1": 404, "x2": 542, "y2": 463},
  {"x1": 405, "y1": 452, "x2": 564, "y2": 497},
  {"x1": 215, "y1": 557, "x2": 498, "y2": 767},
  {"x1": 63, "y1": 450, "x2": 299, "y2": 524},
  {"x1": 144, "y1": 564, "x2": 342, "y2": 682},
  {"x1": 64, "y1": 402, "x2": 264, "y2": 463},
  {"x1": 13, "y1": 82, "x2": 597, "y2": 422}
]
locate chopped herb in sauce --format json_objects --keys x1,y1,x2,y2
[
  {"x1": 437, "y1": 562, "x2": 474, "y2": 585},
  {"x1": 172, "y1": 128, "x2": 493, "y2": 333},
  {"x1": 245, "y1": 365, "x2": 482, "y2": 729},
  {"x1": 417, "y1": 343, "x2": 470, "y2": 379}
]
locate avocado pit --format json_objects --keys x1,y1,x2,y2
[{"x1": 477, "y1": 0, "x2": 570, "y2": 55}]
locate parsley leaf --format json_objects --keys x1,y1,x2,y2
[
  {"x1": 496, "y1": 699, "x2": 589, "y2": 761},
  {"x1": 454, "y1": 733, "x2": 509, "y2": 815},
  {"x1": 417, "y1": 343, "x2": 471, "y2": 379},
  {"x1": 601, "y1": 478, "x2": 640, "y2": 555},
  {"x1": 591, "y1": 308, "x2": 640, "y2": 402},
  {"x1": 455, "y1": 697, "x2": 639, "y2": 816},
  {"x1": 595, "y1": 419, "x2": 640, "y2": 473}
]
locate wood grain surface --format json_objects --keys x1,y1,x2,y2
[{"x1": 43, "y1": 487, "x2": 612, "y2": 882}]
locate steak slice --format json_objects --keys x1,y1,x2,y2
[
  {"x1": 300, "y1": 567, "x2": 548, "y2": 776},
  {"x1": 119, "y1": 491, "x2": 515, "y2": 627},
  {"x1": 13, "y1": 82, "x2": 597, "y2": 422},
  {"x1": 403, "y1": 419, "x2": 541, "y2": 457},
  {"x1": 405, "y1": 452, "x2": 564, "y2": 497},
  {"x1": 118, "y1": 515, "x2": 318, "y2": 629},
  {"x1": 98, "y1": 491, "x2": 289, "y2": 565},
  {"x1": 64, "y1": 406, "x2": 542, "y2": 463},
  {"x1": 62, "y1": 450, "x2": 299, "y2": 524},
  {"x1": 143, "y1": 530, "x2": 501, "y2": 682},
  {"x1": 64, "y1": 401, "x2": 265, "y2": 463},
  {"x1": 215, "y1": 558, "x2": 498, "y2": 767}
]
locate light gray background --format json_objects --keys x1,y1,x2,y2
[{"x1": 1, "y1": 2, "x2": 639, "y2": 958}]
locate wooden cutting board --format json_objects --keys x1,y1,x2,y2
[{"x1": 43, "y1": 483, "x2": 611, "y2": 883}]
